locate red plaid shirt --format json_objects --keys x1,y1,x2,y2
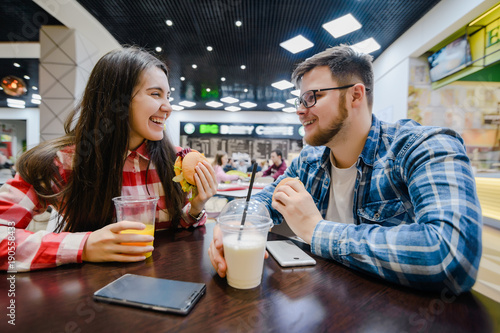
[{"x1": 0, "y1": 142, "x2": 205, "y2": 272}]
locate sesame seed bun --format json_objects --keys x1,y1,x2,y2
[{"x1": 182, "y1": 151, "x2": 208, "y2": 185}]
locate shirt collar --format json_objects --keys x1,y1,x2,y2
[
  {"x1": 358, "y1": 114, "x2": 381, "y2": 167},
  {"x1": 127, "y1": 140, "x2": 150, "y2": 160}
]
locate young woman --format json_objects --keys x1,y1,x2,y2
[
  {"x1": 0, "y1": 47, "x2": 217, "y2": 271},
  {"x1": 212, "y1": 151, "x2": 239, "y2": 184}
]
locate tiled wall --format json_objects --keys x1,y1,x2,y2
[{"x1": 39, "y1": 26, "x2": 100, "y2": 142}]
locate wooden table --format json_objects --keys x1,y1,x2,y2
[{"x1": 3, "y1": 223, "x2": 499, "y2": 332}]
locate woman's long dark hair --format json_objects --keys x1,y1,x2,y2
[{"x1": 16, "y1": 47, "x2": 185, "y2": 232}]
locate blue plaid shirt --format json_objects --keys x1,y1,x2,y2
[{"x1": 254, "y1": 114, "x2": 482, "y2": 294}]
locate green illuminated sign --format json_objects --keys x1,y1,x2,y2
[{"x1": 200, "y1": 124, "x2": 219, "y2": 134}]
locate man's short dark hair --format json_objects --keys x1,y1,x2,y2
[
  {"x1": 272, "y1": 149, "x2": 283, "y2": 158},
  {"x1": 291, "y1": 44, "x2": 374, "y2": 109}
]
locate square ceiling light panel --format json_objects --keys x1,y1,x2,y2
[
  {"x1": 351, "y1": 38, "x2": 381, "y2": 54},
  {"x1": 271, "y1": 80, "x2": 294, "y2": 90},
  {"x1": 267, "y1": 102, "x2": 285, "y2": 109},
  {"x1": 280, "y1": 35, "x2": 314, "y2": 54},
  {"x1": 322, "y1": 14, "x2": 362, "y2": 38},
  {"x1": 240, "y1": 102, "x2": 257, "y2": 108},
  {"x1": 206, "y1": 101, "x2": 223, "y2": 108},
  {"x1": 221, "y1": 97, "x2": 239, "y2": 104},
  {"x1": 179, "y1": 100, "x2": 196, "y2": 107}
]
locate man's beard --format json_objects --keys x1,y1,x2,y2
[{"x1": 304, "y1": 98, "x2": 348, "y2": 146}]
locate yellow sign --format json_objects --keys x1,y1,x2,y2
[{"x1": 486, "y1": 18, "x2": 499, "y2": 48}]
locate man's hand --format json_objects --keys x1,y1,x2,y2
[
  {"x1": 82, "y1": 221, "x2": 154, "y2": 262},
  {"x1": 271, "y1": 179, "x2": 322, "y2": 244},
  {"x1": 208, "y1": 224, "x2": 226, "y2": 277},
  {"x1": 208, "y1": 224, "x2": 269, "y2": 278}
]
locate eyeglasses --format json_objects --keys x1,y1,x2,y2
[{"x1": 294, "y1": 84, "x2": 356, "y2": 109}]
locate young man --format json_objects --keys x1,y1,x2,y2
[
  {"x1": 208, "y1": 45, "x2": 482, "y2": 295},
  {"x1": 258, "y1": 149, "x2": 287, "y2": 180}
]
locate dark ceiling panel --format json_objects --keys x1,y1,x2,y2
[
  {"x1": 0, "y1": 0, "x2": 443, "y2": 111},
  {"x1": 0, "y1": 0, "x2": 62, "y2": 43},
  {"x1": 73, "y1": 0, "x2": 442, "y2": 111},
  {"x1": 0, "y1": 0, "x2": 62, "y2": 108}
]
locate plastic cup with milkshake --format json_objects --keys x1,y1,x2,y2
[{"x1": 217, "y1": 199, "x2": 273, "y2": 289}]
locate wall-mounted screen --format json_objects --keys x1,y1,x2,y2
[{"x1": 428, "y1": 34, "x2": 472, "y2": 82}]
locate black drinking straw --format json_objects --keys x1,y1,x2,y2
[{"x1": 238, "y1": 163, "x2": 258, "y2": 240}]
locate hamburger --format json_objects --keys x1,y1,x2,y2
[
  {"x1": 272, "y1": 177, "x2": 304, "y2": 201},
  {"x1": 172, "y1": 148, "x2": 208, "y2": 193}
]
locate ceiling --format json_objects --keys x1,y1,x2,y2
[{"x1": 0, "y1": 0, "x2": 444, "y2": 111}]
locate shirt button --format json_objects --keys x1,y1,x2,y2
[{"x1": 374, "y1": 213, "x2": 380, "y2": 219}]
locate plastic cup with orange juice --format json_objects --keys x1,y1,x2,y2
[{"x1": 112, "y1": 195, "x2": 159, "y2": 258}]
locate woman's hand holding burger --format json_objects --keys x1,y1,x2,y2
[{"x1": 173, "y1": 148, "x2": 218, "y2": 217}]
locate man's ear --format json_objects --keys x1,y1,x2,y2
[{"x1": 350, "y1": 84, "x2": 366, "y2": 108}]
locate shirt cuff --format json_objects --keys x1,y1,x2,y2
[
  {"x1": 58, "y1": 231, "x2": 91, "y2": 264},
  {"x1": 181, "y1": 203, "x2": 207, "y2": 228},
  {"x1": 310, "y1": 220, "x2": 345, "y2": 262}
]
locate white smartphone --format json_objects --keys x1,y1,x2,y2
[
  {"x1": 266, "y1": 240, "x2": 316, "y2": 267},
  {"x1": 93, "y1": 274, "x2": 205, "y2": 315}
]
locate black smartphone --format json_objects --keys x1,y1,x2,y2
[{"x1": 93, "y1": 274, "x2": 206, "y2": 315}]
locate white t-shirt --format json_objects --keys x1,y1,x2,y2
[{"x1": 325, "y1": 153, "x2": 357, "y2": 224}]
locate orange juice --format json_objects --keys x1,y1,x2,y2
[{"x1": 120, "y1": 224, "x2": 155, "y2": 258}]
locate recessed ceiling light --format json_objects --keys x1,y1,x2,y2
[
  {"x1": 155, "y1": 46, "x2": 162, "y2": 52},
  {"x1": 207, "y1": 46, "x2": 213, "y2": 51},
  {"x1": 240, "y1": 102, "x2": 257, "y2": 108},
  {"x1": 0, "y1": 87, "x2": 3, "y2": 90},
  {"x1": 13, "y1": 63, "x2": 20, "y2": 67},
  {"x1": 351, "y1": 38, "x2": 381, "y2": 54},
  {"x1": 32, "y1": 86, "x2": 38, "y2": 90},
  {"x1": 291, "y1": 89, "x2": 300, "y2": 97},
  {"x1": 169, "y1": 97, "x2": 174, "y2": 101},
  {"x1": 225, "y1": 106, "x2": 241, "y2": 112},
  {"x1": 282, "y1": 107, "x2": 296, "y2": 113},
  {"x1": 280, "y1": 35, "x2": 314, "y2": 54},
  {"x1": 235, "y1": 21, "x2": 242, "y2": 27},
  {"x1": 271, "y1": 80, "x2": 294, "y2": 90},
  {"x1": 221, "y1": 97, "x2": 239, "y2": 104},
  {"x1": 267, "y1": 102, "x2": 285, "y2": 109},
  {"x1": 7, "y1": 98, "x2": 25, "y2": 108},
  {"x1": 221, "y1": 77, "x2": 226, "y2": 81},
  {"x1": 7, "y1": 98, "x2": 25, "y2": 105},
  {"x1": 322, "y1": 14, "x2": 362, "y2": 38},
  {"x1": 192, "y1": 64, "x2": 197, "y2": 69},
  {"x1": 206, "y1": 88, "x2": 211, "y2": 92},
  {"x1": 244, "y1": 88, "x2": 248, "y2": 93},
  {"x1": 206, "y1": 101, "x2": 223, "y2": 108},
  {"x1": 171, "y1": 105, "x2": 184, "y2": 111},
  {"x1": 240, "y1": 65, "x2": 246, "y2": 70},
  {"x1": 7, "y1": 103, "x2": 25, "y2": 109},
  {"x1": 166, "y1": 20, "x2": 173, "y2": 26},
  {"x1": 24, "y1": 75, "x2": 30, "y2": 80},
  {"x1": 286, "y1": 98, "x2": 295, "y2": 105},
  {"x1": 171, "y1": 87, "x2": 176, "y2": 91},
  {"x1": 179, "y1": 101, "x2": 196, "y2": 107},
  {"x1": 180, "y1": 76, "x2": 185, "y2": 81}
]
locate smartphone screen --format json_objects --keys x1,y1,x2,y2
[{"x1": 93, "y1": 274, "x2": 206, "y2": 315}]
